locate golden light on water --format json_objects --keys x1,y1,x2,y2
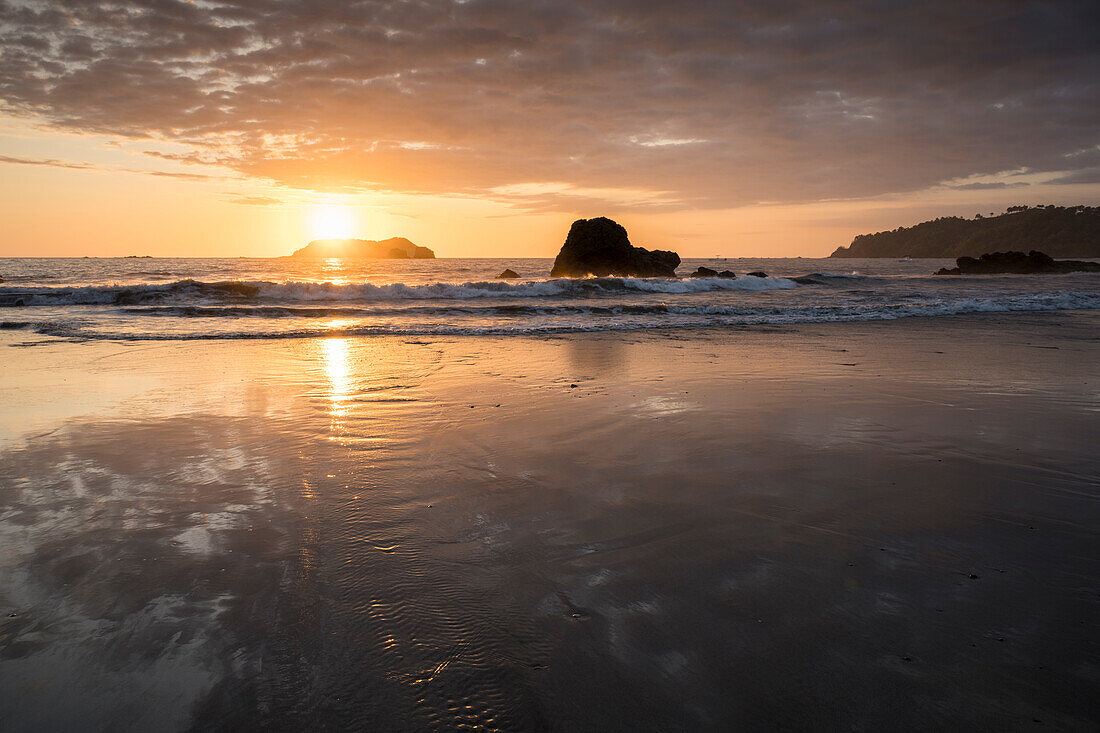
[{"x1": 321, "y1": 257, "x2": 350, "y2": 286}]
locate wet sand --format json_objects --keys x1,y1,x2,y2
[{"x1": 1, "y1": 312, "x2": 1098, "y2": 731}]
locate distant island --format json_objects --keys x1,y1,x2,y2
[
  {"x1": 830, "y1": 205, "x2": 1100, "y2": 258},
  {"x1": 290, "y1": 237, "x2": 435, "y2": 259}
]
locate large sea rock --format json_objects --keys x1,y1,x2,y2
[
  {"x1": 550, "y1": 218, "x2": 679, "y2": 278},
  {"x1": 290, "y1": 237, "x2": 435, "y2": 259},
  {"x1": 935, "y1": 250, "x2": 1100, "y2": 275}
]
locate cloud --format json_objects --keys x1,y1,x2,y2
[
  {"x1": 1046, "y1": 167, "x2": 1100, "y2": 185},
  {"x1": 0, "y1": 0, "x2": 1097, "y2": 210},
  {"x1": 135, "y1": 168, "x2": 223, "y2": 181},
  {"x1": 223, "y1": 194, "x2": 283, "y2": 206},
  {"x1": 947, "y1": 181, "x2": 1030, "y2": 190},
  {"x1": 0, "y1": 153, "x2": 92, "y2": 170},
  {"x1": 0, "y1": 152, "x2": 223, "y2": 180}
]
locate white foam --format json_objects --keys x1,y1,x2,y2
[{"x1": 2, "y1": 275, "x2": 801, "y2": 306}]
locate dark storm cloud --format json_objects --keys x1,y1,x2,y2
[{"x1": 0, "y1": 0, "x2": 1097, "y2": 209}]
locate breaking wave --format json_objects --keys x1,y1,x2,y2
[
  {"x1": 3, "y1": 292, "x2": 1096, "y2": 340},
  {"x1": 0, "y1": 276, "x2": 799, "y2": 307}
]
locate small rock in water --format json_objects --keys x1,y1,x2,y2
[
  {"x1": 717, "y1": 270, "x2": 737, "y2": 279},
  {"x1": 689, "y1": 266, "x2": 718, "y2": 278},
  {"x1": 935, "y1": 249, "x2": 1100, "y2": 275},
  {"x1": 968, "y1": 573, "x2": 980, "y2": 579},
  {"x1": 497, "y1": 268, "x2": 521, "y2": 279},
  {"x1": 746, "y1": 271, "x2": 768, "y2": 278}
]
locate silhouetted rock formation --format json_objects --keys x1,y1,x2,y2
[
  {"x1": 831, "y1": 205, "x2": 1100, "y2": 258},
  {"x1": 550, "y1": 218, "x2": 679, "y2": 278},
  {"x1": 935, "y1": 250, "x2": 1100, "y2": 275},
  {"x1": 718, "y1": 270, "x2": 738, "y2": 279},
  {"x1": 746, "y1": 271, "x2": 768, "y2": 278},
  {"x1": 497, "y1": 269, "x2": 521, "y2": 279},
  {"x1": 291, "y1": 237, "x2": 435, "y2": 259}
]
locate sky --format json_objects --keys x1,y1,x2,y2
[{"x1": 0, "y1": 0, "x2": 1098, "y2": 258}]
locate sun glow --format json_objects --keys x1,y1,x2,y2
[{"x1": 310, "y1": 204, "x2": 357, "y2": 240}]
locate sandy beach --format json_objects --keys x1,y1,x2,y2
[{"x1": 1, "y1": 311, "x2": 1097, "y2": 730}]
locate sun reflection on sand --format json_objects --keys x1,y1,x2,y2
[{"x1": 323, "y1": 337, "x2": 353, "y2": 432}]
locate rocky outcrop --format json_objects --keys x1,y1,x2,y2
[
  {"x1": 291, "y1": 237, "x2": 435, "y2": 259},
  {"x1": 935, "y1": 250, "x2": 1100, "y2": 275},
  {"x1": 746, "y1": 271, "x2": 768, "y2": 278},
  {"x1": 497, "y1": 269, "x2": 521, "y2": 279},
  {"x1": 830, "y1": 205, "x2": 1100, "y2": 259},
  {"x1": 550, "y1": 218, "x2": 679, "y2": 278}
]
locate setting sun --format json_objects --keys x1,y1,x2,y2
[{"x1": 310, "y1": 204, "x2": 357, "y2": 240}]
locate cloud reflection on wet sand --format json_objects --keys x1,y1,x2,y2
[{"x1": 1, "y1": 314, "x2": 1098, "y2": 730}]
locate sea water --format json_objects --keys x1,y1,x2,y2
[{"x1": 1, "y1": 256, "x2": 1097, "y2": 340}]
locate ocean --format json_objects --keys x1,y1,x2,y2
[{"x1": 2, "y1": 256, "x2": 1098, "y2": 340}]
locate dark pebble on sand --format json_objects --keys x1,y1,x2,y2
[
  {"x1": 969, "y1": 573, "x2": 980, "y2": 579},
  {"x1": 570, "y1": 384, "x2": 577, "y2": 388},
  {"x1": 902, "y1": 656, "x2": 912, "y2": 662}
]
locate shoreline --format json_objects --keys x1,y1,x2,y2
[{"x1": 3, "y1": 306, "x2": 1098, "y2": 343}]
